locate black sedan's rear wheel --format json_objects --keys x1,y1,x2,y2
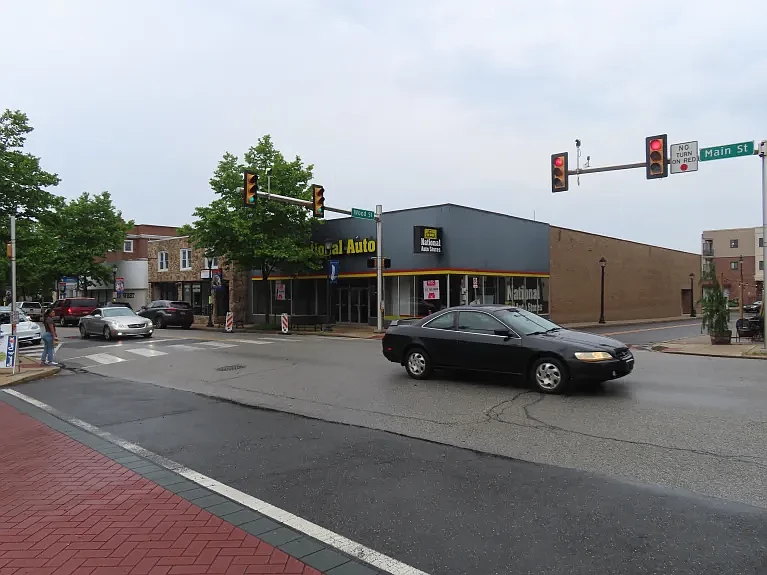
[
  {"x1": 530, "y1": 356, "x2": 569, "y2": 394},
  {"x1": 404, "y1": 347, "x2": 432, "y2": 380}
]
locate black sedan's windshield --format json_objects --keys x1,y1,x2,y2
[{"x1": 493, "y1": 308, "x2": 561, "y2": 336}]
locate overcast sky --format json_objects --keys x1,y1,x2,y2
[{"x1": 3, "y1": 0, "x2": 766, "y2": 253}]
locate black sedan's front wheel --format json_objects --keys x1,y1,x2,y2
[
  {"x1": 404, "y1": 347, "x2": 432, "y2": 380},
  {"x1": 530, "y1": 356, "x2": 569, "y2": 394}
]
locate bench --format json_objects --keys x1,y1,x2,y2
[
  {"x1": 288, "y1": 315, "x2": 330, "y2": 331},
  {"x1": 735, "y1": 318, "x2": 764, "y2": 342}
]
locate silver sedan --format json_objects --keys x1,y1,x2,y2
[{"x1": 79, "y1": 307, "x2": 153, "y2": 340}]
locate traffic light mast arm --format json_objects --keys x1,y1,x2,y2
[
  {"x1": 567, "y1": 160, "x2": 652, "y2": 176},
  {"x1": 236, "y1": 188, "x2": 354, "y2": 216}
]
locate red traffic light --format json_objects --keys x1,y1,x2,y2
[
  {"x1": 650, "y1": 139, "x2": 662, "y2": 151},
  {"x1": 554, "y1": 157, "x2": 564, "y2": 167}
]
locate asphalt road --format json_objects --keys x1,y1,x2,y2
[
  {"x1": 45, "y1": 325, "x2": 767, "y2": 509},
  {"x1": 12, "y1": 373, "x2": 767, "y2": 575}
]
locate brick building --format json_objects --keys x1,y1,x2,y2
[
  {"x1": 701, "y1": 227, "x2": 763, "y2": 305},
  {"x1": 146, "y1": 237, "x2": 232, "y2": 325},
  {"x1": 549, "y1": 227, "x2": 700, "y2": 324},
  {"x1": 87, "y1": 224, "x2": 177, "y2": 306}
]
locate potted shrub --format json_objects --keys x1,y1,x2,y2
[{"x1": 699, "y1": 265, "x2": 731, "y2": 344}]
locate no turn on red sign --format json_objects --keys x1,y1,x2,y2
[{"x1": 670, "y1": 141, "x2": 699, "y2": 174}]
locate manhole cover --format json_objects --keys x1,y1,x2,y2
[{"x1": 216, "y1": 364, "x2": 246, "y2": 372}]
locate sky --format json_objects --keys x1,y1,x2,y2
[{"x1": 3, "y1": 0, "x2": 766, "y2": 253}]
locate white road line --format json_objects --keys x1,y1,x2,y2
[
  {"x1": 229, "y1": 339, "x2": 273, "y2": 345},
  {"x1": 82, "y1": 353, "x2": 125, "y2": 365},
  {"x1": 166, "y1": 344, "x2": 206, "y2": 352},
  {"x1": 2, "y1": 389, "x2": 430, "y2": 575},
  {"x1": 97, "y1": 338, "x2": 181, "y2": 348},
  {"x1": 198, "y1": 341, "x2": 238, "y2": 349},
  {"x1": 257, "y1": 338, "x2": 298, "y2": 343},
  {"x1": 124, "y1": 348, "x2": 168, "y2": 358}
]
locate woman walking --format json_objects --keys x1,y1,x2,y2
[{"x1": 41, "y1": 309, "x2": 58, "y2": 366}]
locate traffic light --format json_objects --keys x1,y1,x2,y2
[
  {"x1": 367, "y1": 257, "x2": 391, "y2": 269},
  {"x1": 243, "y1": 171, "x2": 258, "y2": 207},
  {"x1": 645, "y1": 135, "x2": 668, "y2": 179},
  {"x1": 551, "y1": 153, "x2": 569, "y2": 193},
  {"x1": 312, "y1": 184, "x2": 325, "y2": 218}
]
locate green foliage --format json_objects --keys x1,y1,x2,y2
[
  {"x1": 51, "y1": 192, "x2": 133, "y2": 290},
  {"x1": 699, "y1": 264, "x2": 730, "y2": 335},
  {"x1": 0, "y1": 109, "x2": 60, "y2": 220},
  {"x1": 186, "y1": 135, "x2": 324, "y2": 317}
]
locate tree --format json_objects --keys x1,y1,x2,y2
[
  {"x1": 0, "y1": 109, "x2": 61, "y2": 220},
  {"x1": 0, "y1": 218, "x2": 59, "y2": 301},
  {"x1": 186, "y1": 135, "x2": 323, "y2": 322},
  {"x1": 51, "y1": 192, "x2": 133, "y2": 292}
]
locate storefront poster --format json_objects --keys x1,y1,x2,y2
[
  {"x1": 413, "y1": 226, "x2": 443, "y2": 254},
  {"x1": 423, "y1": 279, "x2": 440, "y2": 300},
  {"x1": 276, "y1": 282, "x2": 286, "y2": 301}
]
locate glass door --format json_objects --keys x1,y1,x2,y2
[
  {"x1": 352, "y1": 287, "x2": 369, "y2": 324},
  {"x1": 335, "y1": 287, "x2": 350, "y2": 323}
]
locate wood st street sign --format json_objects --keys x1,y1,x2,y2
[{"x1": 699, "y1": 141, "x2": 755, "y2": 162}]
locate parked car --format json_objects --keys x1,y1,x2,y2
[
  {"x1": 51, "y1": 298, "x2": 99, "y2": 327},
  {"x1": 79, "y1": 307, "x2": 153, "y2": 340},
  {"x1": 0, "y1": 308, "x2": 42, "y2": 346},
  {"x1": 381, "y1": 305, "x2": 634, "y2": 394},
  {"x1": 19, "y1": 301, "x2": 43, "y2": 322},
  {"x1": 138, "y1": 300, "x2": 194, "y2": 329},
  {"x1": 744, "y1": 300, "x2": 762, "y2": 314}
]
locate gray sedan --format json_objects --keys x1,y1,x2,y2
[{"x1": 79, "y1": 307, "x2": 153, "y2": 340}]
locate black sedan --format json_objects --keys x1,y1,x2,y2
[
  {"x1": 744, "y1": 300, "x2": 762, "y2": 314},
  {"x1": 382, "y1": 305, "x2": 634, "y2": 394}
]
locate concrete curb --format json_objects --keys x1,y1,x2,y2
[
  {"x1": 650, "y1": 345, "x2": 767, "y2": 361},
  {"x1": 0, "y1": 358, "x2": 60, "y2": 387}
]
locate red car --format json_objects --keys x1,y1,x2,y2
[{"x1": 51, "y1": 298, "x2": 99, "y2": 327}]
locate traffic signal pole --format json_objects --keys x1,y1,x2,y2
[
  {"x1": 241, "y1": 188, "x2": 386, "y2": 332},
  {"x1": 760, "y1": 140, "x2": 767, "y2": 350}
]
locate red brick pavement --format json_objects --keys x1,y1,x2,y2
[{"x1": 0, "y1": 401, "x2": 324, "y2": 575}]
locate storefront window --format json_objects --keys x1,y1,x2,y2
[
  {"x1": 272, "y1": 280, "x2": 291, "y2": 315},
  {"x1": 504, "y1": 276, "x2": 548, "y2": 315},
  {"x1": 252, "y1": 280, "x2": 269, "y2": 315},
  {"x1": 292, "y1": 280, "x2": 315, "y2": 315}
]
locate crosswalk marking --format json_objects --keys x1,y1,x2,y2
[
  {"x1": 124, "y1": 348, "x2": 168, "y2": 358},
  {"x1": 230, "y1": 339, "x2": 272, "y2": 345},
  {"x1": 198, "y1": 341, "x2": 238, "y2": 349},
  {"x1": 83, "y1": 353, "x2": 125, "y2": 365},
  {"x1": 257, "y1": 338, "x2": 297, "y2": 343},
  {"x1": 166, "y1": 344, "x2": 206, "y2": 352}
]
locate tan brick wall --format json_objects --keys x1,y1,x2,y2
[{"x1": 550, "y1": 227, "x2": 701, "y2": 324}]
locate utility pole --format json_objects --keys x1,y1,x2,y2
[{"x1": 10, "y1": 215, "x2": 17, "y2": 374}]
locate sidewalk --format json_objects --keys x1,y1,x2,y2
[
  {"x1": 652, "y1": 335, "x2": 767, "y2": 360},
  {"x1": 0, "y1": 397, "x2": 379, "y2": 575},
  {"x1": 0, "y1": 355, "x2": 60, "y2": 388}
]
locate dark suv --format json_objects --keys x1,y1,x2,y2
[
  {"x1": 51, "y1": 298, "x2": 99, "y2": 326},
  {"x1": 138, "y1": 300, "x2": 194, "y2": 329}
]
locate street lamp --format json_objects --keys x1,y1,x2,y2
[
  {"x1": 206, "y1": 254, "x2": 214, "y2": 328},
  {"x1": 112, "y1": 264, "x2": 118, "y2": 303},
  {"x1": 739, "y1": 254, "x2": 744, "y2": 320},
  {"x1": 599, "y1": 257, "x2": 606, "y2": 324},
  {"x1": 689, "y1": 273, "x2": 696, "y2": 317},
  {"x1": 324, "y1": 240, "x2": 333, "y2": 323}
]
